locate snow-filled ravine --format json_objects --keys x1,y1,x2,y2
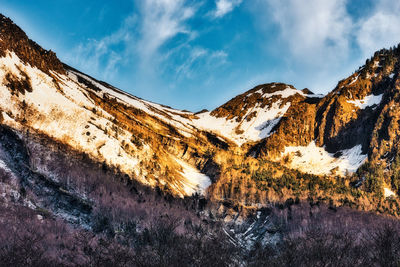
[
  {"x1": 347, "y1": 94, "x2": 383, "y2": 109},
  {"x1": 0, "y1": 158, "x2": 11, "y2": 172},
  {"x1": 281, "y1": 141, "x2": 367, "y2": 176},
  {"x1": 174, "y1": 158, "x2": 211, "y2": 197}
]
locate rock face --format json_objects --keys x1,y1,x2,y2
[
  {"x1": 0, "y1": 15, "x2": 64, "y2": 74},
  {"x1": 314, "y1": 51, "x2": 396, "y2": 156},
  {"x1": 317, "y1": 49, "x2": 399, "y2": 165}
]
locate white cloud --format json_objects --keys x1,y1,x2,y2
[
  {"x1": 356, "y1": 0, "x2": 400, "y2": 58},
  {"x1": 213, "y1": 0, "x2": 242, "y2": 18},
  {"x1": 263, "y1": 0, "x2": 352, "y2": 64},
  {"x1": 210, "y1": 50, "x2": 228, "y2": 63},
  {"x1": 136, "y1": 0, "x2": 231, "y2": 81},
  {"x1": 258, "y1": 0, "x2": 400, "y2": 66},
  {"x1": 137, "y1": 0, "x2": 196, "y2": 62},
  {"x1": 68, "y1": 0, "x2": 197, "y2": 79},
  {"x1": 244, "y1": 0, "x2": 358, "y2": 94}
]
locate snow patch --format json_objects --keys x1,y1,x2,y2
[
  {"x1": 175, "y1": 159, "x2": 211, "y2": 196},
  {"x1": 281, "y1": 142, "x2": 367, "y2": 175},
  {"x1": 373, "y1": 61, "x2": 381, "y2": 68},
  {"x1": 0, "y1": 158, "x2": 10, "y2": 172},
  {"x1": 384, "y1": 187, "x2": 396, "y2": 198},
  {"x1": 68, "y1": 71, "x2": 194, "y2": 138},
  {"x1": 249, "y1": 86, "x2": 322, "y2": 99},
  {"x1": 348, "y1": 74, "x2": 360, "y2": 85},
  {"x1": 193, "y1": 101, "x2": 290, "y2": 146},
  {"x1": 347, "y1": 94, "x2": 383, "y2": 109}
]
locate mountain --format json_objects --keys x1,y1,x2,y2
[
  {"x1": 244, "y1": 49, "x2": 399, "y2": 176},
  {"x1": 0, "y1": 14, "x2": 399, "y2": 266},
  {"x1": 196, "y1": 83, "x2": 322, "y2": 146}
]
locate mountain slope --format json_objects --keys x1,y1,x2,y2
[
  {"x1": 241, "y1": 47, "x2": 400, "y2": 179},
  {"x1": 0, "y1": 15, "x2": 223, "y2": 198},
  {"x1": 0, "y1": 13, "x2": 399, "y2": 211},
  {"x1": 2, "y1": 13, "x2": 400, "y2": 267}
]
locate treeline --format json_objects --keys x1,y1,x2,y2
[{"x1": 212, "y1": 156, "x2": 400, "y2": 216}]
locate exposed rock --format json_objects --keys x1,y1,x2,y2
[{"x1": 0, "y1": 14, "x2": 64, "y2": 74}]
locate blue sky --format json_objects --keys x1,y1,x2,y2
[{"x1": 1, "y1": 0, "x2": 400, "y2": 111}]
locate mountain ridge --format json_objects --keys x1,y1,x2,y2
[{"x1": 0, "y1": 13, "x2": 399, "y2": 210}]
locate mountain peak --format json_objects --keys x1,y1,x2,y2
[
  {"x1": 190, "y1": 83, "x2": 317, "y2": 146},
  {"x1": 334, "y1": 45, "x2": 400, "y2": 100},
  {"x1": 246, "y1": 82, "x2": 296, "y2": 95},
  {"x1": 301, "y1": 88, "x2": 314, "y2": 95},
  {"x1": 241, "y1": 83, "x2": 317, "y2": 100},
  {"x1": 210, "y1": 82, "x2": 321, "y2": 121}
]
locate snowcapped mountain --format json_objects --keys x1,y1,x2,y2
[
  {"x1": 193, "y1": 83, "x2": 322, "y2": 146},
  {"x1": 0, "y1": 13, "x2": 400, "y2": 205},
  {"x1": 2, "y1": 14, "x2": 400, "y2": 266}
]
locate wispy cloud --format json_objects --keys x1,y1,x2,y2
[
  {"x1": 69, "y1": 0, "x2": 200, "y2": 80},
  {"x1": 68, "y1": 14, "x2": 136, "y2": 79},
  {"x1": 175, "y1": 47, "x2": 207, "y2": 78},
  {"x1": 356, "y1": 0, "x2": 400, "y2": 58},
  {"x1": 213, "y1": 0, "x2": 242, "y2": 18},
  {"x1": 245, "y1": 0, "x2": 357, "y2": 94},
  {"x1": 174, "y1": 48, "x2": 228, "y2": 79},
  {"x1": 253, "y1": 0, "x2": 400, "y2": 69},
  {"x1": 67, "y1": 0, "x2": 232, "y2": 105},
  {"x1": 136, "y1": 0, "x2": 196, "y2": 64}
]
